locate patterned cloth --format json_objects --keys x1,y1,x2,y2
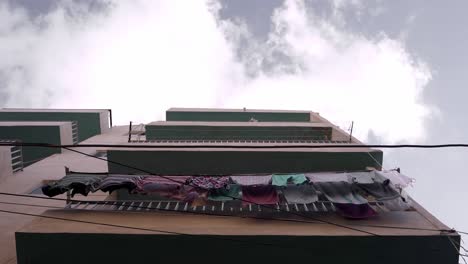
[
  {"x1": 230, "y1": 175, "x2": 272, "y2": 186},
  {"x1": 189, "y1": 176, "x2": 230, "y2": 189}
]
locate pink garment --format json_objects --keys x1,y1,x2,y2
[
  {"x1": 189, "y1": 176, "x2": 230, "y2": 189},
  {"x1": 241, "y1": 185, "x2": 278, "y2": 205},
  {"x1": 230, "y1": 175, "x2": 272, "y2": 186},
  {"x1": 135, "y1": 176, "x2": 190, "y2": 196}
]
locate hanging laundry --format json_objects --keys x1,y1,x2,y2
[
  {"x1": 135, "y1": 176, "x2": 190, "y2": 195},
  {"x1": 313, "y1": 182, "x2": 368, "y2": 204},
  {"x1": 356, "y1": 181, "x2": 400, "y2": 201},
  {"x1": 306, "y1": 172, "x2": 349, "y2": 183},
  {"x1": 208, "y1": 184, "x2": 241, "y2": 201},
  {"x1": 333, "y1": 203, "x2": 376, "y2": 219},
  {"x1": 271, "y1": 174, "x2": 307, "y2": 186},
  {"x1": 42, "y1": 173, "x2": 104, "y2": 197},
  {"x1": 189, "y1": 176, "x2": 230, "y2": 189},
  {"x1": 230, "y1": 175, "x2": 272, "y2": 186},
  {"x1": 182, "y1": 188, "x2": 208, "y2": 206},
  {"x1": 282, "y1": 184, "x2": 318, "y2": 204},
  {"x1": 347, "y1": 171, "x2": 375, "y2": 184},
  {"x1": 376, "y1": 170, "x2": 414, "y2": 188},
  {"x1": 98, "y1": 175, "x2": 143, "y2": 194},
  {"x1": 242, "y1": 185, "x2": 279, "y2": 205}
]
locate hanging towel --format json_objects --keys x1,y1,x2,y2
[
  {"x1": 282, "y1": 184, "x2": 318, "y2": 204},
  {"x1": 242, "y1": 185, "x2": 279, "y2": 205},
  {"x1": 306, "y1": 172, "x2": 349, "y2": 183},
  {"x1": 333, "y1": 203, "x2": 376, "y2": 219},
  {"x1": 313, "y1": 182, "x2": 368, "y2": 204},
  {"x1": 208, "y1": 184, "x2": 241, "y2": 201},
  {"x1": 42, "y1": 173, "x2": 104, "y2": 197},
  {"x1": 272, "y1": 174, "x2": 307, "y2": 186},
  {"x1": 230, "y1": 175, "x2": 272, "y2": 186},
  {"x1": 189, "y1": 176, "x2": 230, "y2": 189}
]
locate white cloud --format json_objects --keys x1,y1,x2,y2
[{"x1": 0, "y1": 0, "x2": 432, "y2": 143}]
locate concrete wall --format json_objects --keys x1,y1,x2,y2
[
  {"x1": 15, "y1": 233, "x2": 460, "y2": 264},
  {"x1": 166, "y1": 109, "x2": 311, "y2": 122},
  {"x1": 0, "y1": 147, "x2": 13, "y2": 182},
  {"x1": 145, "y1": 124, "x2": 332, "y2": 141},
  {"x1": 0, "y1": 111, "x2": 108, "y2": 141},
  {"x1": 107, "y1": 149, "x2": 383, "y2": 174}
]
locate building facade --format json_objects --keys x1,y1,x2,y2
[{"x1": 0, "y1": 108, "x2": 461, "y2": 264}]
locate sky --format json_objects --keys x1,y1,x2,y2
[{"x1": 1, "y1": 0, "x2": 467, "y2": 242}]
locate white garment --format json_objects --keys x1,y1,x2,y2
[
  {"x1": 230, "y1": 175, "x2": 271, "y2": 186},
  {"x1": 347, "y1": 171, "x2": 375, "y2": 184},
  {"x1": 306, "y1": 172, "x2": 349, "y2": 183},
  {"x1": 376, "y1": 170, "x2": 414, "y2": 188}
]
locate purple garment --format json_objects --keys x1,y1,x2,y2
[
  {"x1": 189, "y1": 176, "x2": 230, "y2": 189},
  {"x1": 242, "y1": 185, "x2": 279, "y2": 205},
  {"x1": 333, "y1": 203, "x2": 376, "y2": 219},
  {"x1": 135, "y1": 176, "x2": 189, "y2": 193}
]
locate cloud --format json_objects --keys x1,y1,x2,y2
[{"x1": 0, "y1": 0, "x2": 432, "y2": 143}]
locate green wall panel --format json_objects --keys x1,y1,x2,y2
[
  {"x1": 0, "y1": 126, "x2": 62, "y2": 166},
  {"x1": 107, "y1": 150, "x2": 383, "y2": 174},
  {"x1": 145, "y1": 125, "x2": 332, "y2": 141},
  {"x1": 16, "y1": 233, "x2": 460, "y2": 264},
  {"x1": 166, "y1": 111, "x2": 310, "y2": 122},
  {"x1": 0, "y1": 112, "x2": 103, "y2": 141}
]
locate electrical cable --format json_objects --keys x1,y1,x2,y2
[
  {"x1": 1, "y1": 191, "x2": 466, "y2": 235},
  {"x1": 0, "y1": 207, "x2": 305, "y2": 249},
  {"x1": 2, "y1": 142, "x2": 468, "y2": 149},
  {"x1": 61, "y1": 146, "x2": 379, "y2": 236}
]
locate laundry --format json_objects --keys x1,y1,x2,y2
[
  {"x1": 313, "y1": 181, "x2": 368, "y2": 204},
  {"x1": 281, "y1": 184, "x2": 318, "y2": 204},
  {"x1": 98, "y1": 175, "x2": 143, "y2": 194},
  {"x1": 271, "y1": 174, "x2": 307, "y2": 186},
  {"x1": 189, "y1": 176, "x2": 230, "y2": 189},
  {"x1": 356, "y1": 181, "x2": 400, "y2": 201},
  {"x1": 376, "y1": 170, "x2": 414, "y2": 188},
  {"x1": 333, "y1": 203, "x2": 376, "y2": 219},
  {"x1": 42, "y1": 173, "x2": 104, "y2": 197},
  {"x1": 230, "y1": 175, "x2": 272, "y2": 186},
  {"x1": 135, "y1": 176, "x2": 190, "y2": 194},
  {"x1": 306, "y1": 172, "x2": 349, "y2": 183},
  {"x1": 347, "y1": 171, "x2": 375, "y2": 184},
  {"x1": 242, "y1": 185, "x2": 279, "y2": 205},
  {"x1": 208, "y1": 184, "x2": 241, "y2": 201}
]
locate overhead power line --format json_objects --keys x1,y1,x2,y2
[{"x1": 2, "y1": 142, "x2": 468, "y2": 149}]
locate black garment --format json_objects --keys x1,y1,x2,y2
[
  {"x1": 98, "y1": 175, "x2": 142, "y2": 193},
  {"x1": 42, "y1": 173, "x2": 104, "y2": 197}
]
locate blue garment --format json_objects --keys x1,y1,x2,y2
[{"x1": 272, "y1": 174, "x2": 307, "y2": 186}]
